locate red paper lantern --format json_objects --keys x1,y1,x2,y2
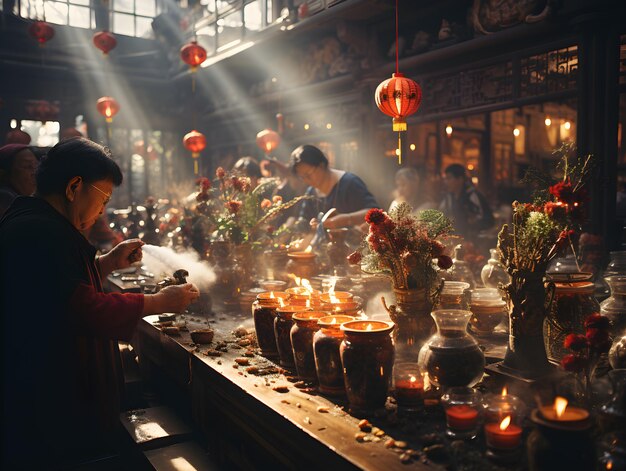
[
  {"x1": 5, "y1": 129, "x2": 31, "y2": 145},
  {"x1": 96, "y1": 96, "x2": 120, "y2": 123},
  {"x1": 298, "y1": 2, "x2": 310, "y2": 19},
  {"x1": 183, "y1": 130, "x2": 206, "y2": 175},
  {"x1": 93, "y1": 31, "x2": 117, "y2": 56},
  {"x1": 180, "y1": 41, "x2": 207, "y2": 72},
  {"x1": 28, "y1": 21, "x2": 55, "y2": 46},
  {"x1": 256, "y1": 129, "x2": 281, "y2": 155}
]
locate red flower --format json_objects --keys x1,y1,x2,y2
[
  {"x1": 561, "y1": 353, "x2": 585, "y2": 372},
  {"x1": 365, "y1": 208, "x2": 387, "y2": 225},
  {"x1": 196, "y1": 177, "x2": 211, "y2": 191},
  {"x1": 563, "y1": 333, "x2": 588, "y2": 351},
  {"x1": 225, "y1": 200, "x2": 242, "y2": 214},
  {"x1": 586, "y1": 328, "x2": 611, "y2": 352},
  {"x1": 261, "y1": 199, "x2": 272, "y2": 210},
  {"x1": 366, "y1": 232, "x2": 384, "y2": 254},
  {"x1": 549, "y1": 180, "x2": 575, "y2": 204},
  {"x1": 216, "y1": 167, "x2": 226, "y2": 179},
  {"x1": 584, "y1": 313, "x2": 610, "y2": 330},
  {"x1": 544, "y1": 201, "x2": 567, "y2": 219},
  {"x1": 347, "y1": 251, "x2": 362, "y2": 265},
  {"x1": 272, "y1": 195, "x2": 283, "y2": 204},
  {"x1": 437, "y1": 255, "x2": 453, "y2": 270}
]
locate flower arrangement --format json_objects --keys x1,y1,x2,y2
[
  {"x1": 348, "y1": 203, "x2": 453, "y2": 292},
  {"x1": 561, "y1": 313, "x2": 611, "y2": 403}
]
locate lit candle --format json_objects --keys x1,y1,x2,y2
[
  {"x1": 252, "y1": 291, "x2": 288, "y2": 358},
  {"x1": 539, "y1": 396, "x2": 590, "y2": 423},
  {"x1": 483, "y1": 386, "x2": 524, "y2": 423},
  {"x1": 445, "y1": 405, "x2": 479, "y2": 431},
  {"x1": 393, "y1": 363, "x2": 424, "y2": 411},
  {"x1": 313, "y1": 315, "x2": 355, "y2": 395},
  {"x1": 485, "y1": 416, "x2": 522, "y2": 450},
  {"x1": 290, "y1": 311, "x2": 328, "y2": 381}
]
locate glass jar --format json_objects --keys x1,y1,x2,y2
[
  {"x1": 392, "y1": 362, "x2": 424, "y2": 413},
  {"x1": 313, "y1": 315, "x2": 355, "y2": 395},
  {"x1": 601, "y1": 276, "x2": 626, "y2": 337},
  {"x1": 438, "y1": 281, "x2": 471, "y2": 310},
  {"x1": 340, "y1": 320, "x2": 395, "y2": 413},
  {"x1": 482, "y1": 389, "x2": 525, "y2": 424},
  {"x1": 252, "y1": 291, "x2": 288, "y2": 359},
  {"x1": 469, "y1": 288, "x2": 506, "y2": 336},
  {"x1": 605, "y1": 251, "x2": 626, "y2": 277},
  {"x1": 290, "y1": 311, "x2": 328, "y2": 381},
  {"x1": 598, "y1": 369, "x2": 626, "y2": 433},
  {"x1": 480, "y1": 248, "x2": 510, "y2": 289},
  {"x1": 544, "y1": 275, "x2": 600, "y2": 363},
  {"x1": 441, "y1": 387, "x2": 482, "y2": 439},
  {"x1": 417, "y1": 310, "x2": 485, "y2": 388},
  {"x1": 609, "y1": 334, "x2": 626, "y2": 369},
  {"x1": 274, "y1": 305, "x2": 309, "y2": 368},
  {"x1": 443, "y1": 244, "x2": 476, "y2": 289}
]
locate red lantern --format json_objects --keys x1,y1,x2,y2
[
  {"x1": 183, "y1": 130, "x2": 206, "y2": 175},
  {"x1": 375, "y1": 72, "x2": 422, "y2": 164},
  {"x1": 28, "y1": 21, "x2": 55, "y2": 46},
  {"x1": 93, "y1": 31, "x2": 117, "y2": 56},
  {"x1": 180, "y1": 41, "x2": 207, "y2": 72},
  {"x1": 256, "y1": 129, "x2": 281, "y2": 155},
  {"x1": 5, "y1": 129, "x2": 31, "y2": 145},
  {"x1": 96, "y1": 96, "x2": 120, "y2": 123},
  {"x1": 298, "y1": 2, "x2": 310, "y2": 19}
]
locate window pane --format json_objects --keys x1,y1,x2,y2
[
  {"x1": 244, "y1": 0, "x2": 262, "y2": 31},
  {"x1": 69, "y1": 5, "x2": 90, "y2": 29},
  {"x1": 267, "y1": 0, "x2": 273, "y2": 23},
  {"x1": 20, "y1": 0, "x2": 45, "y2": 18},
  {"x1": 114, "y1": 0, "x2": 134, "y2": 13},
  {"x1": 136, "y1": 0, "x2": 155, "y2": 16},
  {"x1": 113, "y1": 12, "x2": 135, "y2": 36},
  {"x1": 45, "y1": 2, "x2": 69, "y2": 25},
  {"x1": 135, "y1": 16, "x2": 153, "y2": 38}
]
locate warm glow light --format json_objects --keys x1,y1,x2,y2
[
  {"x1": 409, "y1": 143, "x2": 416, "y2": 151},
  {"x1": 278, "y1": 297, "x2": 285, "y2": 307},
  {"x1": 545, "y1": 117, "x2": 552, "y2": 126},
  {"x1": 564, "y1": 121, "x2": 571, "y2": 130},
  {"x1": 555, "y1": 396, "x2": 568, "y2": 418},
  {"x1": 301, "y1": 278, "x2": 313, "y2": 293},
  {"x1": 330, "y1": 317, "x2": 337, "y2": 324},
  {"x1": 306, "y1": 299, "x2": 311, "y2": 308},
  {"x1": 270, "y1": 291, "x2": 275, "y2": 299},
  {"x1": 424, "y1": 372, "x2": 430, "y2": 390},
  {"x1": 304, "y1": 123, "x2": 310, "y2": 130},
  {"x1": 326, "y1": 123, "x2": 332, "y2": 129},
  {"x1": 395, "y1": 148, "x2": 400, "y2": 156},
  {"x1": 330, "y1": 294, "x2": 340, "y2": 304},
  {"x1": 467, "y1": 164, "x2": 475, "y2": 170},
  {"x1": 499, "y1": 416, "x2": 511, "y2": 431},
  {"x1": 289, "y1": 274, "x2": 301, "y2": 286},
  {"x1": 410, "y1": 376, "x2": 416, "y2": 383},
  {"x1": 366, "y1": 323, "x2": 373, "y2": 331},
  {"x1": 513, "y1": 127, "x2": 521, "y2": 137},
  {"x1": 328, "y1": 279, "x2": 336, "y2": 295},
  {"x1": 607, "y1": 459, "x2": 613, "y2": 470},
  {"x1": 271, "y1": 77, "x2": 277, "y2": 83},
  {"x1": 304, "y1": 245, "x2": 312, "y2": 253},
  {"x1": 445, "y1": 125, "x2": 453, "y2": 136},
  {"x1": 502, "y1": 386, "x2": 507, "y2": 397}
]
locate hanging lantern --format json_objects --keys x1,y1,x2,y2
[
  {"x1": 5, "y1": 129, "x2": 31, "y2": 145},
  {"x1": 183, "y1": 130, "x2": 206, "y2": 175},
  {"x1": 256, "y1": 129, "x2": 281, "y2": 155},
  {"x1": 96, "y1": 96, "x2": 120, "y2": 123},
  {"x1": 298, "y1": 2, "x2": 310, "y2": 19},
  {"x1": 93, "y1": 31, "x2": 117, "y2": 56},
  {"x1": 180, "y1": 41, "x2": 207, "y2": 72},
  {"x1": 28, "y1": 21, "x2": 55, "y2": 46},
  {"x1": 375, "y1": 73, "x2": 421, "y2": 164}
]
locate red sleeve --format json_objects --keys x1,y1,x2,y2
[{"x1": 67, "y1": 283, "x2": 145, "y2": 341}]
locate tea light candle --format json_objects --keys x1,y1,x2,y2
[
  {"x1": 393, "y1": 363, "x2": 424, "y2": 411},
  {"x1": 446, "y1": 405, "x2": 479, "y2": 431},
  {"x1": 485, "y1": 416, "x2": 522, "y2": 450},
  {"x1": 320, "y1": 291, "x2": 353, "y2": 303},
  {"x1": 483, "y1": 386, "x2": 524, "y2": 423},
  {"x1": 539, "y1": 396, "x2": 590, "y2": 424}
]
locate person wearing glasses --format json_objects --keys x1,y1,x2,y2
[
  {"x1": 0, "y1": 137, "x2": 200, "y2": 469},
  {"x1": 0, "y1": 143, "x2": 39, "y2": 218},
  {"x1": 290, "y1": 144, "x2": 379, "y2": 236}
]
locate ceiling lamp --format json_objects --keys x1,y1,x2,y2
[
  {"x1": 256, "y1": 129, "x2": 281, "y2": 155},
  {"x1": 93, "y1": 31, "x2": 117, "y2": 56},
  {"x1": 183, "y1": 130, "x2": 206, "y2": 175},
  {"x1": 28, "y1": 21, "x2": 55, "y2": 46},
  {"x1": 374, "y1": 0, "x2": 422, "y2": 164},
  {"x1": 96, "y1": 96, "x2": 120, "y2": 123}
]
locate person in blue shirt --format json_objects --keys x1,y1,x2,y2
[{"x1": 290, "y1": 145, "x2": 379, "y2": 234}]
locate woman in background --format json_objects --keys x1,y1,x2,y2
[{"x1": 388, "y1": 166, "x2": 436, "y2": 214}]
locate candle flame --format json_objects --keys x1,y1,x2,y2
[
  {"x1": 330, "y1": 317, "x2": 337, "y2": 324},
  {"x1": 410, "y1": 376, "x2": 416, "y2": 383},
  {"x1": 424, "y1": 373, "x2": 430, "y2": 390},
  {"x1": 270, "y1": 291, "x2": 275, "y2": 299},
  {"x1": 366, "y1": 323, "x2": 373, "y2": 331},
  {"x1": 380, "y1": 366, "x2": 384, "y2": 376},
  {"x1": 306, "y1": 299, "x2": 311, "y2": 308},
  {"x1": 304, "y1": 245, "x2": 312, "y2": 253},
  {"x1": 278, "y1": 297, "x2": 285, "y2": 307},
  {"x1": 330, "y1": 294, "x2": 340, "y2": 304},
  {"x1": 288, "y1": 274, "x2": 302, "y2": 286},
  {"x1": 499, "y1": 416, "x2": 511, "y2": 431},
  {"x1": 328, "y1": 277, "x2": 337, "y2": 295},
  {"x1": 502, "y1": 386, "x2": 507, "y2": 397},
  {"x1": 301, "y1": 279, "x2": 313, "y2": 293},
  {"x1": 607, "y1": 459, "x2": 613, "y2": 470},
  {"x1": 554, "y1": 397, "x2": 568, "y2": 418}
]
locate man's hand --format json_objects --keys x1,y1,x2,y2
[
  {"x1": 144, "y1": 283, "x2": 200, "y2": 314},
  {"x1": 97, "y1": 239, "x2": 144, "y2": 277}
]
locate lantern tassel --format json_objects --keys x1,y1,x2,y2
[
  {"x1": 397, "y1": 131, "x2": 402, "y2": 165},
  {"x1": 194, "y1": 160, "x2": 199, "y2": 175}
]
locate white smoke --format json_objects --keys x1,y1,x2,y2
[
  {"x1": 366, "y1": 290, "x2": 394, "y2": 321},
  {"x1": 141, "y1": 245, "x2": 216, "y2": 292}
]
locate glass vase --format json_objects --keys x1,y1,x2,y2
[
  {"x1": 417, "y1": 309, "x2": 485, "y2": 388},
  {"x1": 601, "y1": 276, "x2": 626, "y2": 337},
  {"x1": 480, "y1": 248, "x2": 510, "y2": 289}
]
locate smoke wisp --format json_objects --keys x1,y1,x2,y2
[{"x1": 141, "y1": 245, "x2": 216, "y2": 292}]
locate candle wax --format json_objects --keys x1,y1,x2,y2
[
  {"x1": 484, "y1": 422, "x2": 522, "y2": 449},
  {"x1": 445, "y1": 405, "x2": 479, "y2": 430},
  {"x1": 540, "y1": 405, "x2": 589, "y2": 422},
  {"x1": 395, "y1": 378, "x2": 424, "y2": 406}
]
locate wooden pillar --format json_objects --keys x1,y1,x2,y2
[
  {"x1": 576, "y1": 15, "x2": 620, "y2": 249},
  {"x1": 480, "y1": 113, "x2": 492, "y2": 197}
]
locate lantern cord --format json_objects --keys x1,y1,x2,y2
[
  {"x1": 395, "y1": 0, "x2": 399, "y2": 75},
  {"x1": 398, "y1": 131, "x2": 402, "y2": 165}
]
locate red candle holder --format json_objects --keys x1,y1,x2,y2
[
  {"x1": 252, "y1": 291, "x2": 288, "y2": 358},
  {"x1": 392, "y1": 363, "x2": 424, "y2": 413},
  {"x1": 441, "y1": 387, "x2": 482, "y2": 440},
  {"x1": 340, "y1": 320, "x2": 395, "y2": 414},
  {"x1": 484, "y1": 415, "x2": 523, "y2": 463},
  {"x1": 275, "y1": 305, "x2": 309, "y2": 368},
  {"x1": 313, "y1": 315, "x2": 355, "y2": 395},
  {"x1": 290, "y1": 311, "x2": 329, "y2": 381}
]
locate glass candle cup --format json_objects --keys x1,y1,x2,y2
[
  {"x1": 441, "y1": 386, "x2": 483, "y2": 439},
  {"x1": 438, "y1": 281, "x2": 471, "y2": 310},
  {"x1": 275, "y1": 305, "x2": 309, "y2": 368},
  {"x1": 482, "y1": 388, "x2": 525, "y2": 424},
  {"x1": 290, "y1": 311, "x2": 329, "y2": 381},
  {"x1": 252, "y1": 291, "x2": 288, "y2": 358},
  {"x1": 340, "y1": 320, "x2": 395, "y2": 414},
  {"x1": 392, "y1": 363, "x2": 424, "y2": 412},
  {"x1": 313, "y1": 315, "x2": 355, "y2": 395},
  {"x1": 469, "y1": 288, "x2": 506, "y2": 336}
]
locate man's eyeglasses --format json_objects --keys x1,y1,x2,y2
[{"x1": 90, "y1": 183, "x2": 111, "y2": 206}]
